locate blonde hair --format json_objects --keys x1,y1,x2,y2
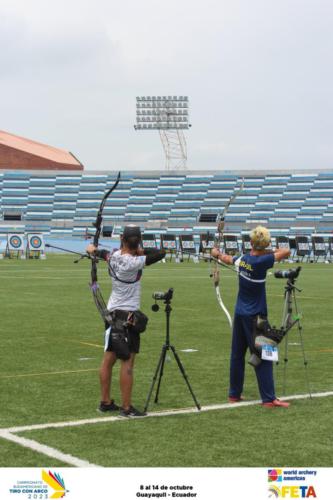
[{"x1": 250, "y1": 225, "x2": 271, "y2": 250}]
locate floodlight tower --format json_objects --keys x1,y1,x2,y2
[{"x1": 134, "y1": 96, "x2": 191, "y2": 171}]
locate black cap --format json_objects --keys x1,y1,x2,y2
[{"x1": 123, "y1": 225, "x2": 142, "y2": 239}]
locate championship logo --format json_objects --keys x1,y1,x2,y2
[{"x1": 42, "y1": 470, "x2": 67, "y2": 498}]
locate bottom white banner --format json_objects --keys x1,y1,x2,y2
[{"x1": 0, "y1": 467, "x2": 331, "y2": 500}]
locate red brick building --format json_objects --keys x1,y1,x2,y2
[{"x1": 0, "y1": 130, "x2": 83, "y2": 170}]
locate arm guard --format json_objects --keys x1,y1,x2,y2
[
  {"x1": 144, "y1": 248, "x2": 166, "y2": 266},
  {"x1": 95, "y1": 249, "x2": 110, "y2": 261}
]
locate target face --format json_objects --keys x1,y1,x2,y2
[
  {"x1": 202, "y1": 239, "x2": 214, "y2": 249},
  {"x1": 29, "y1": 235, "x2": 43, "y2": 249},
  {"x1": 298, "y1": 243, "x2": 309, "y2": 251},
  {"x1": 143, "y1": 240, "x2": 156, "y2": 248},
  {"x1": 226, "y1": 241, "x2": 238, "y2": 249},
  {"x1": 182, "y1": 241, "x2": 194, "y2": 249},
  {"x1": 9, "y1": 235, "x2": 23, "y2": 249},
  {"x1": 163, "y1": 241, "x2": 176, "y2": 249}
]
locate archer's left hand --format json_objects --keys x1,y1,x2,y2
[
  {"x1": 86, "y1": 244, "x2": 97, "y2": 255},
  {"x1": 211, "y1": 248, "x2": 220, "y2": 259}
]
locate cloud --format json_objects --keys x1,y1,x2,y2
[
  {"x1": 0, "y1": 10, "x2": 115, "y2": 78},
  {"x1": 0, "y1": 0, "x2": 332, "y2": 170}
]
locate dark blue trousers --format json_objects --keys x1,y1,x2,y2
[{"x1": 229, "y1": 313, "x2": 276, "y2": 403}]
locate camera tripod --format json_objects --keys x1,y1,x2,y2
[
  {"x1": 279, "y1": 277, "x2": 312, "y2": 398},
  {"x1": 144, "y1": 292, "x2": 201, "y2": 413}
]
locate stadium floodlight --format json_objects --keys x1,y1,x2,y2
[{"x1": 134, "y1": 95, "x2": 191, "y2": 170}]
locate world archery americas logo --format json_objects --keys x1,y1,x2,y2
[
  {"x1": 42, "y1": 470, "x2": 67, "y2": 498},
  {"x1": 268, "y1": 469, "x2": 283, "y2": 482}
]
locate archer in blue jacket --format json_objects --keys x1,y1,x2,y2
[{"x1": 212, "y1": 226, "x2": 291, "y2": 408}]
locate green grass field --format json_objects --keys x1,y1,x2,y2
[{"x1": 0, "y1": 255, "x2": 332, "y2": 467}]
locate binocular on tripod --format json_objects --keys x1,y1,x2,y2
[
  {"x1": 151, "y1": 288, "x2": 174, "y2": 312},
  {"x1": 274, "y1": 266, "x2": 301, "y2": 281}
]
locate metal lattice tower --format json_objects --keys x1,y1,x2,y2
[
  {"x1": 159, "y1": 129, "x2": 187, "y2": 170},
  {"x1": 135, "y1": 96, "x2": 191, "y2": 171}
]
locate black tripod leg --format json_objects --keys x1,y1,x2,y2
[
  {"x1": 295, "y1": 319, "x2": 312, "y2": 399},
  {"x1": 144, "y1": 345, "x2": 167, "y2": 413},
  {"x1": 282, "y1": 332, "x2": 289, "y2": 396},
  {"x1": 293, "y1": 295, "x2": 312, "y2": 399},
  {"x1": 154, "y1": 346, "x2": 168, "y2": 404},
  {"x1": 170, "y1": 345, "x2": 201, "y2": 410}
]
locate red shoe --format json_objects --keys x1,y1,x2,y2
[
  {"x1": 228, "y1": 396, "x2": 244, "y2": 403},
  {"x1": 262, "y1": 399, "x2": 290, "y2": 408}
]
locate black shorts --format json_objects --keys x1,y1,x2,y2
[{"x1": 104, "y1": 320, "x2": 140, "y2": 354}]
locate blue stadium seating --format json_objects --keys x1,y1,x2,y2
[{"x1": 0, "y1": 170, "x2": 332, "y2": 240}]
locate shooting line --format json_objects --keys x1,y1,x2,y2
[{"x1": 0, "y1": 391, "x2": 332, "y2": 468}]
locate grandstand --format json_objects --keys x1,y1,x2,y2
[{"x1": 0, "y1": 170, "x2": 332, "y2": 247}]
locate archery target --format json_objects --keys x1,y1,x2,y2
[
  {"x1": 182, "y1": 240, "x2": 195, "y2": 249},
  {"x1": 201, "y1": 239, "x2": 214, "y2": 250},
  {"x1": 27, "y1": 234, "x2": 45, "y2": 251},
  {"x1": 225, "y1": 241, "x2": 238, "y2": 249},
  {"x1": 7, "y1": 234, "x2": 24, "y2": 251},
  {"x1": 142, "y1": 239, "x2": 157, "y2": 249},
  {"x1": 298, "y1": 242, "x2": 310, "y2": 251},
  {"x1": 163, "y1": 240, "x2": 176, "y2": 249}
]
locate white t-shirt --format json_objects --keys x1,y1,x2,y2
[{"x1": 107, "y1": 250, "x2": 146, "y2": 311}]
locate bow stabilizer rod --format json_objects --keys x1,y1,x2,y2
[{"x1": 45, "y1": 243, "x2": 91, "y2": 260}]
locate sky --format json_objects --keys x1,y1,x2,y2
[{"x1": 1, "y1": 0, "x2": 333, "y2": 171}]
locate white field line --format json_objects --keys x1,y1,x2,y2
[
  {"x1": 0, "y1": 276, "x2": 66, "y2": 280},
  {"x1": 0, "y1": 430, "x2": 98, "y2": 467},
  {"x1": 2, "y1": 390, "x2": 333, "y2": 434},
  {"x1": 0, "y1": 391, "x2": 332, "y2": 468},
  {"x1": 0, "y1": 274, "x2": 228, "y2": 280}
]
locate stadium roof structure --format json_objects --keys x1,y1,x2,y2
[{"x1": 0, "y1": 130, "x2": 83, "y2": 171}]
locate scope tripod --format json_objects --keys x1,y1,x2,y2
[
  {"x1": 279, "y1": 277, "x2": 312, "y2": 398},
  {"x1": 144, "y1": 296, "x2": 201, "y2": 413}
]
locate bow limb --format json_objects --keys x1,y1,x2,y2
[
  {"x1": 211, "y1": 177, "x2": 244, "y2": 325},
  {"x1": 90, "y1": 282, "x2": 113, "y2": 324},
  {"x1": 212, "y1": 268, "x2": 233, "y2": 330},
  {"x1": 92, "y1": 171, "x2": 121, "y2": 252},
  {"x1": 90, "y1": 172, "x2": 121, "y2": 323},
  {"x1": 215, "y1": 286, "x2": 233, "y2": 330}
]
